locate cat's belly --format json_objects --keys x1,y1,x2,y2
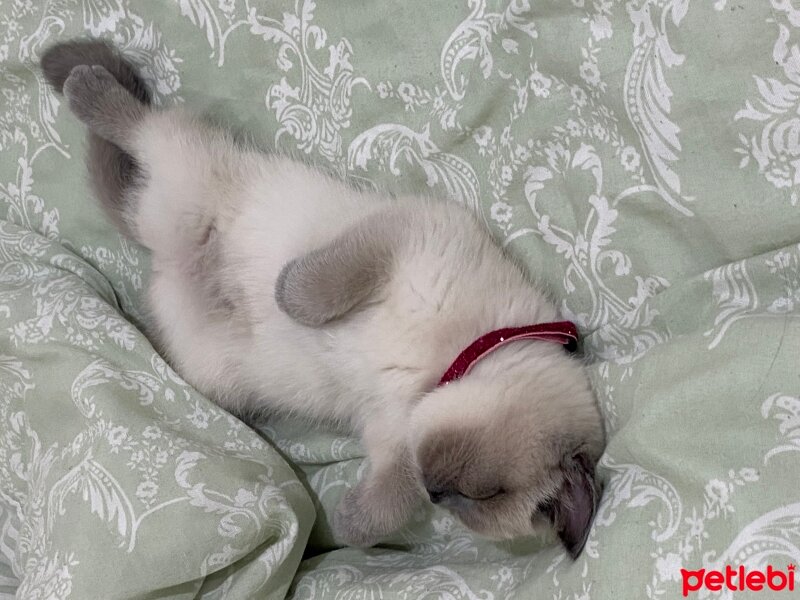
[
  {"x1": 146, "y1": 256, "x2": 354, "y2": 421},
  {"x1": 142, "y1": 157, "x2": 391, "y2": 419}
]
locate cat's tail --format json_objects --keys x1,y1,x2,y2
[{"x1": 41, "y1": 39, "x2": 150, "y2": 238}]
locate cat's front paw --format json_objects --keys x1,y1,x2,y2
[
  {"x1": 333, "y1": 473, "x2": 422, "y2": 547},
  {"x1": 333, "y1": 482, "x2": 388, "y2": 547}
]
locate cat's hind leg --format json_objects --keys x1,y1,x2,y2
[
  {"x1": 41, "y1": 40, "x2": 150, "y2": 237},
  {"x1": 62, "y1": 64, "x2": 147, "y2": 153}
]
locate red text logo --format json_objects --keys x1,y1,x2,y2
[{"x1": 681, "y1": 565, "x2": 796, "y2": 596}]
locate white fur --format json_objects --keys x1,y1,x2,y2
[{"x1": 125, "y1": 108, "x2": 604, "y2": 544}]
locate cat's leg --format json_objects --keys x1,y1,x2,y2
[
  {"x1": 62, "y1": 64, "x2": 147, "y2": 153},
  {"x1": 333, "y1": 408, "x2": 424, "y2": 546},
  {"x1": 63, "y1": 61, "x2": 234, "y2": 259},
  {"x1": 42, "y1": 40, "x2": 152, "y2": 238}
]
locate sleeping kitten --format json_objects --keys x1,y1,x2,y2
[{"x1": 41, "y1": 40, "x2": 605, "y2": 557}]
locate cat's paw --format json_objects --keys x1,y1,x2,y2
[
  {"x1": 332, "y1": 471, "x2": 423, "y2": 547},
  {"x1": 332, "y1": 483, "x2": 387, "y2": 547},
  {"x1": 63, "y1": 65, "x2": 119, "y2": 125}
]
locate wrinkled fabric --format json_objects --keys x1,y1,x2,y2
[{"x1": 1, "y1": 1, "x2": 799, "y2": 599}]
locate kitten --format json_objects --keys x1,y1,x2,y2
[{"x1": 41, "y1": 40, "x2": 605, "y2": 557}]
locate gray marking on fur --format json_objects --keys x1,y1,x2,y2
[
  {"x1": 40, "y1": 39, "x2": 151, "y2": 238},
  {"x1": 84, "y1": 134, "x2": 143, "y2": 236},
  {"x1": 63, "y1": 65, "x2": 146, "y2": 152},
  {"x1": 41, "y1": 39, "x2": 150, "y2": 101},
  {"x1": 275, "y1": 208, "x2": 412, "y2": 326}
]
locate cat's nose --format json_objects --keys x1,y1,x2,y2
[
  {"x1": 427, "y1": 489, "x2": 445, "y2": 504},
  {"x1": 427, "y1": 488, "x2": 453, "y2": 504}
]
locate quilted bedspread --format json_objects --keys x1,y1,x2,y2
[{"x1": 1, "y1": 1, "x2": 799, "y2": 599}]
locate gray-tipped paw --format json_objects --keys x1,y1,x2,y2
[
  {"x1": 62, "y1": 64, "x2": 144, "y2": 147},
  {"x1": 63, "y1": 65, "x2": 119, "y2": 125}
]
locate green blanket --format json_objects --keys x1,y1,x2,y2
[{"x1": 2, "y1": 1, "x2": 799, "y2": 598}]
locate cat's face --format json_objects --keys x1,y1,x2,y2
[{"x1": 409, "y1": 371, "x2": 604, "y2": 557}]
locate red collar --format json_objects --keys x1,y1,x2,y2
[{"x1": 437, "y1": 321, "x2": 579, "y2": 386}]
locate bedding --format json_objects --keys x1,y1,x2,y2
[{"x1": 1, "y1": 1, "x2": 799, "y2": 598}]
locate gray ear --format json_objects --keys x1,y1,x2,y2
[
  {"x1": 543, "y1": 452, "x2": 599, "y2": 559},
  {"x1": 274, "y1": 208, "x2": 409, "y2": 326}
]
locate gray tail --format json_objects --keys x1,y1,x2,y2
[{"x1": 41, "y1": 39, "x2": 150, "y2": 237}]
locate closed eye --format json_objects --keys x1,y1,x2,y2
[{"x1": 463, "y1": 488, "x2": 506, "y2": 501}]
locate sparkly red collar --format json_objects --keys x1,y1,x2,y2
[{"x1": 437, "y1": 321, "x2": 579, "y2": 386}]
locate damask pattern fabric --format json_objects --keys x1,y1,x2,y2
[{"x1": 1, "y1": 1, "x2": 799, "y2": 599}]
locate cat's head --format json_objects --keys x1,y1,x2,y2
[{"x1": 407, "y1": 353, "x2": 604, "y2": 557}]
